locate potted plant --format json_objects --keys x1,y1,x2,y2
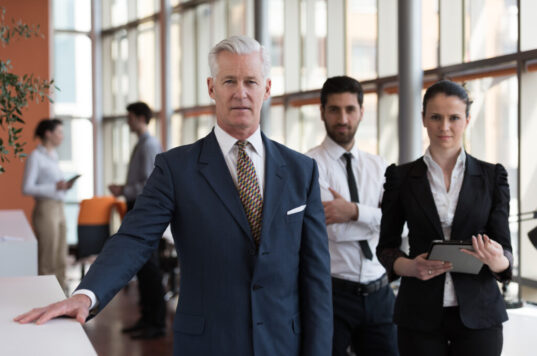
[{"x1": 0, "y1": 7, "x2": 55, "y2": 174}]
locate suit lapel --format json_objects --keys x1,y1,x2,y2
[
  {"x1": 451, "y1": 154, "x2": 483, "y2": 240},
  {"x1": 410, "y1": 158, "x2": 444, "y2": 239},
  {"x1": 198, "y1": 131, "x2": 253, "y2": 243},
  {"x1": 259, "y1": 133, "x2": 287, "y2": 241}
]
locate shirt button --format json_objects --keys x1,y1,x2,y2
[{"x1": 248, "y1": 248, "x2": 256, "y2": 256}]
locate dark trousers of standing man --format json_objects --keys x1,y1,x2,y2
[
  {"x1": 332, "y1": 275, "x2": 399, "y2": 356},
  {"x1": 127, "y1": 200, "x2": 166, "y2": 331}
]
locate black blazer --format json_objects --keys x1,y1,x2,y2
[{"x1": 376, "y1": 153, "x2": 512, "y2": 331}]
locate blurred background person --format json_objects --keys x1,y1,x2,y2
[
  {"x1": 22, "y1": 118, "x2": 73, "y2": 292},
  {"x1": 108, "y1": 102, "x2": 166, "y2": 339},
  {"x1": 377, "y1": 80, "x2": 512, "y2": 356}
]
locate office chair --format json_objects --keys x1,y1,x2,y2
[{"x1": 77, "y1": 196, "x2": 124, "y2": 276}]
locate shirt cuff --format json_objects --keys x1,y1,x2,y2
[
  {"x1": 72, "y1": 289, "x2": 98, "y2": 310},
  {"x1": 356, "y1": 204, "x2": 381, "y2": 229}
]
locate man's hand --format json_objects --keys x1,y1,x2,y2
[
  {"x1": 108, "y1": 184, "x2": 124, "y2": 197},
  {"x1": 14, "y1": 294, "x2": 91, "y2": 325},
  {"x1": 322, "y1": 188, "x2": 359, "y2": 225}
]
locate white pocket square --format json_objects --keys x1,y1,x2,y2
[{"x1": 287, "y1": 205, "x2": 306, "y2": 215}]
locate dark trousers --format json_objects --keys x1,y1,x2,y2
[
  {"x1": 332, "y1": 277, "x2": 398, "y2": 356},
  {"x1": 127, "y1": 200, "x2": 166, "y2": 328},
  {"x1": 398, "y1": 307, "x2": 503, "y2": 356}
]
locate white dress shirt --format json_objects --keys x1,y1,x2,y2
[
  {"x1": 22, "y1": 145, "x2": 66, "y2": 201},
  {"x1": 74, "y1": 123, "x2": 266, "y2": 310},
  {"x1": 307, "y1": 136, "x2": 387, "y2": 283},
  {"x1": 214, "y1": 123, "x2": 265, "y2": 197},
  {"x1": 423, "y1": 147, "x2": 466, "y2": 307}
]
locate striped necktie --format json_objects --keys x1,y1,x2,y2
[{"x1": 236, "y1": 141, "x2": 263, "y2": 248}]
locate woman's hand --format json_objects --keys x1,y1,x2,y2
[
  {"x1": 393, "y1": 253, "x2": 452, "y2": 281},
  {"x1": 460, "y1": 234, "x2": 509, "y2": 273},
  {"x1": 56, "y1": 180, "x2": 74, "y2": 190}
]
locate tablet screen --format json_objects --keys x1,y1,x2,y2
[{"x1": 427, "y1": 240, "x2": 483, "y2": 274}]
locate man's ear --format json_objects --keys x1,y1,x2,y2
[
  {"x1": 320, "y1": 105, "x2": 325, "y2": 122},
  {"x1": 263, "y1": 78, "x2": 272, "y2": 100},
  {"x1": 207, "y1": 77, "x2": 215, "y2": 99}
]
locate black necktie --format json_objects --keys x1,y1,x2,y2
[{"x1": 343, "y1": 153, "x2": 373, "y2": 260}]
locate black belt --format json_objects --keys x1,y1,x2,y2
[{"x1": 332, "y1": 274, "x2": 389, "y2": 296}]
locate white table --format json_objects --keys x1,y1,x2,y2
[
  {"x1": 0, "y1": 275, "x2": 96, "y2": 356},
  {"x1": 0, "y1": 210, "x2": 38, "y2": 276},
  {"x1": 504, "y1": 304, "x2": 537, "y2": 356}
]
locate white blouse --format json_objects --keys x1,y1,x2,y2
[
  {"x1": 423, "y1": 147, "x2": 466, "y2": 307},
  {"x1": 22, "y1": 145, "x2": 65, "y2": 201}
]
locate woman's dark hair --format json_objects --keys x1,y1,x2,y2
[
  {"x1": 422, "y1": 80, "x2": 473, "y2": 117},
  {"x1": 34, "y1": 118, "x2": 63, "y2": 140},
  {"x1": 126, "y1": 101, "x2": 153, "y2": 124}
]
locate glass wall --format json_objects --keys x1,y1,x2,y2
[
  {"x1": 61, "y1": 0, "x2": 537, "y2": 297},
  {"x1": 346, "y1": 0, "x2": 377, "y2": 81},
  {"x1": 422, "y1": 0, "x2": 439, "y2": 70},
  {"x1": 520, "y1": 68, "x2": 537, "y2": 289},
  {"x1": 465, "y1": 75, "x2": 519, "y2": 269},
  {"x1": 53, "y1": 0, "x2": 94, "y2": 244},
  {"x1": 464, "y1": 0, "x2": 517, "y2": 61}
]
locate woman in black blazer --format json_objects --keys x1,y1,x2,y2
[{"x1": 377, "y1": 80, "x2": 512, "y2": 356}]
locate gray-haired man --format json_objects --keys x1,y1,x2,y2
[{"x1": 16, "y1": 35, "x2": 333, "y2": 356}]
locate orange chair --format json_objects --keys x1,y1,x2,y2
[{"x1": 77, "y1": 196, "x2": 124, "y2": 275}]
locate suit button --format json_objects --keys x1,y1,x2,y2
[
  {"x1": 248, "y1": 248, "x2": 256, "y2": 256},
  {"x1": 253, "y1": 284, "x2": 263, "y2": 290}
]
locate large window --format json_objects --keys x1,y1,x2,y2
[
  {"x1": 53, "y1": 0, "x2": 94, "y2": 244},
  {"x1": 69, "y1": 0, "x2": 537, "y2": 300},
  {"x1": 520, "y1": 69, "x2": 537, "y2": 289},
  {"x1": 464, "y1": 0, "x2": 518, "y2": 61},
  {"x1": 346, "y1": 0, "x2": 377, "y2": 80},
  {"x1": 300, "y1": 0, "x2": 327, "y2": 90},
  {"x1": 102, "y1": 24, "x2": 161, "y2": 115},
  {"x1": 465, "y1": 75, "x2": 519, "y2": 270}
]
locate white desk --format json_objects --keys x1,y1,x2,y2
[
  {"x1": 0, "y1": 209, "x2": 38, "y2": 276},
  {"x1": 504, "y1": 304, "x2": 537, "y2": 356},
  {"x1": 0, "y1": 275, "x2": 96, "y2": 356}
]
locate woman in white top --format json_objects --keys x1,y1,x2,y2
[
  {"x1": 22, "y1": 119, "x2": 73, "y2": 291},
  {"x1": 377, "y1": 80, "x2": 512, "y2": 356}
]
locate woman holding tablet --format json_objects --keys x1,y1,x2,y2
[
  {"x1": 376, "y1": 80, "x2": 512, "y2": 356},
  {"x1": 22, "y1": 118, "x2": 74, "y2": 292}
]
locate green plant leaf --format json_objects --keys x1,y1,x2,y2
[{"x1": 0, "y1": 6, "x2": 55, "y2": 174}]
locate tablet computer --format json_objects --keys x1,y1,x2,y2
[
  {"x1": 67, "y1": 174, "x2": 81, "y2": 184},
  {"x1": 427, "y1": 240, "x2": 483, "y2": 274}
]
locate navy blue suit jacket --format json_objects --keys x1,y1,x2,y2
[{"x1": 78, "y1": 130, "x2": 333, "y2": 356}]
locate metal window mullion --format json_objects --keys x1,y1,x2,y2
[{"x1": 92, "y1": 0, "x2": 104, "y2": 195}]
